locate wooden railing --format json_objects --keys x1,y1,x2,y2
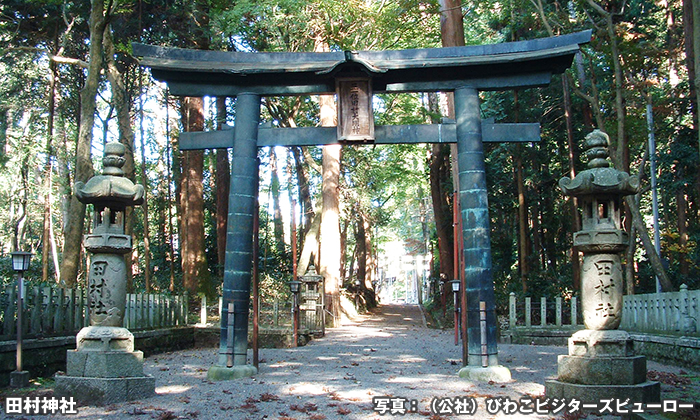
[
  {"x1": 198, "y1": 295, "x2": 321, "y2": 332},
  {"x1": 0, "y1": 284, "x2": 188, "y2": 341},
  {"x1": 506, "y1": 285, "x2": 699, "y2": 336},
  {"x1": 508, "y1": 292, "x2": 582, "y2": 329},
  {"x1": 620, "y1": 284, "x2": 699, "y2": 335}
]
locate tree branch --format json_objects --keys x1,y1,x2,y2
[
  {"x1": 51, "y1": 54, "x2": 89, "y2": 68},
  {"x1": 303, "y1": 147, "x2": 322, "y2": 175}
]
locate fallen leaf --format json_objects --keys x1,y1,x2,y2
[
  {"x1": 156, "y1": 411, "x2": 177, "y2": 420},
  {"x1": 259, "y1": 393, "x2": 280, "y2": 402}
]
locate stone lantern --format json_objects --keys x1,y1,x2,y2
[
  {"x1": 546, "y1": 130, "x2": 659, "y2": 406},
  {"x1": 55, "y1": 142, "x2": 155, "y2": 405},
  {"x1": 300, "y1": 263, "x2": 325, "y2": 335}
]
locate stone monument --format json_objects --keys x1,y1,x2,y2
[
  {"x1": 55, "y1": 142, "x2": 155, "y2": 405},
  {"x1": 545, "y1": 130, "x2": 660, "y2": 406}
]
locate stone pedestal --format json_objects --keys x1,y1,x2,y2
[
  {"x1": 55, "y1": 326, "x2": 155, "y2": 405},
  {"x1": 545, "y1": 330, "x2": 659, "y2": 405},
  {"x1": 458, "y1": 365, "x2": 511, "y2": 382},
  {"x1": 207, "y1": 365, "x2": 258, "y2": 381},
  {"x1": 10, "y1": 371, "x2": 30, "y2": 388}
]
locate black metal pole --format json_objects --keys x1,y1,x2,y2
[
  {"x1": 293, "y1": 293, "x2": 299, "y2": 348},
  {"x1": 16, "y1": 273, "x2": 23, "y2": 373},
  {"x1": 453, "y1": 289, "x2": 459, "y2": 346}
]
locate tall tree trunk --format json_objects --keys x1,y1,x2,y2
[
  {"x1": 12, "y1": 148, "x2": 31, "y2": 251},
  {"x1": 291, "y1": 146, "x2": 314, "y2": 239},
  {"x1": 626, "y1": 223, "x2": 637, "y2": 295},
  {"x1": 60, "y1": 0, "x2": 110, "y2": 287},
  {"x1": 104, "y1": 26, "x2": 137, "y2": 292},
  {"x1": 531, "y1": 185, "x2": 543, "y2": 270},
  {"x1": 43, "y1": 53, "x2": 58, "y2": 283},
  {"x1": 315, "y1": 37, "x2": 342, "y2": 327},
  {"x1": 356, "y1": 210, "x2": 377, "y2": 308},
  {"x1": 686, "y1": 0, "x2": 700, "y2": 180},
  {"x1": 695, "y1": 0, "x2": 700, "y2": 173},
  {"x1": 562, "y1": 76, "x2": 582, "y2": 291},
  {"x1": 138, "y1": 73, "x2": 152, "y2": 292},
  {"x1": 365, "y1": 217, "x2": 375, "y2": 290},
  {"x1": 269, "y1": 148, "x2": 285, "y2": 253},
  {"x1": 438, "y1": 0, "x2": 464, "y2": 312},
  {"x1": 428, "y1": 91, "x2": 453, "y2": 310},
  {"x1": 320, "y1": 140, "x2": 342, "y2": 326},
  {"x1": 356, "y1": 211, "x2": 367, "y2": 289},
  {"x1": 179, "y1": 97, "x2": 210, "y2": 295},
  {"x1": 587, "y1": 1, "x2": 673, "y2": 291},
  {"x1": 677, "y1": 187, "x2": 690, "y2": 277},
  {"x1": 429, "y1": 145, "x2": 454, "y2": 282},
  {"x1": 297, "y1": 212, "x2": 321, "y2": 276},
  {"x1": 586, "y1": 1, "x2": 630, "y2": 169},
  {"x1": 0, "y1": 108, "x2": 7, "y2": 160},
  {"x1": 166, "y1": 107, "x2": 177, "y2": 292},
  {"x1": 215, "y1": 97, "x2": 230, "y2": 276},
  {"x1": 515, "y1": 148, "x2": 530, "y2": 292},
  {"x1": 625, "y1": 194, "x2": 675, "y2": 291},
  {"x1": 340, "y1": 219, "x2": 348, "y2": 283}
]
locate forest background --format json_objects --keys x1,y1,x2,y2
[{"x1": 1, "y1": 0, "x2": 698, "y2": 321}]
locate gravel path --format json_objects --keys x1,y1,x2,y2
[{"x1": 8, "y1": 304, "x2": 698, "y2": 420}]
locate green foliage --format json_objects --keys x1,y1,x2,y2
[
  {"x1": 213, "y1": 0, "x2": 440, "y2": 52},
  {"x1": 1, "y1": 0, "x2": 698, "y2": 316}
]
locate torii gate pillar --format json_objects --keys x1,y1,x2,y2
[
  {"x1": 455, "y1": 87, "x2": 510, "y2": 382},
  {"x1": 208, "y1": 93, "x2": 261, "y2": 380}
]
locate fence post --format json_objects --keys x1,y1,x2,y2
[
  {"x1": 73, "y1": 287, "x2": 83, "y2": 331},
  {"x1": 42, "y1": 286, "x2": 53, "y2": 333},
  {"x1": 525, "y1": 297, "x2": 532, "y2": 327},
  {"x1": 152, "y1": 294, "x2": 157, "y2": 328},
  {"x1": 219, "y1": 296, "x2": 223, "y2": 321},
  {"x1": 137, "y1": 293, "x2": 143, "y2": 329},
  {"x1": 66, "y1": 288, "x2": 75, "y2": 333},
  {"x1": 679, "y1": 284, "x2": 695, "y2": 334},
  {"x1": 4, "y1": 286, "x2": 16, "y2": 336},
  {"x1": 540, "y1": 297, "x2": 547, "y2": 327},
  {"x1": 158, "y1": 294, "x2": 164, "y2": 328},
  {"x1": 200, "y1": 294, "x2": 207, "y2": 325},
  {"x1": 571, "y1": 296, "x2": 577, "y2": 326},
  {"x1": 30, "y1": 287, "x2": 42, "y2": 335},
  {"x1": 274, "y1": 299, "x2": 280, "y2": 327},
  {"x1": 183, "y1": 292, "x2": 189, "y2": 325},
  {"x1": 131, "y1": 294, "x2": 138, "y2": 329},
  {"x1": 509, "y1": 292, "x2": 516, "y2": 329},
  {"x1": 555, "y1": 297, "x2": 562, "y2": 327},
  {"x1": 53, "y1": 288, "x2": 65, "y2": 333}
]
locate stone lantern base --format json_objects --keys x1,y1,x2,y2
[
  {"x1": 54, "y1": 326, "x2": 155, "y2": 405},
  {"x1": 545, "y1": 330, "x2": 659, "y2": 408}
]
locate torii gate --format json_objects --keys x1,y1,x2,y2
[{"x1": 133, "y1": 30, "x2": 590, "y2": 381}]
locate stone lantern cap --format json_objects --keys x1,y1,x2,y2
[
  {"x1": 75, "y1": 142, "x2": 145, "y2": 208},
  {"x1": 559, "y1": 130, "x2": 639, "y2": 197},
  {"x1": 301, "y1": 263, "x2": 323, "y2": 283}
]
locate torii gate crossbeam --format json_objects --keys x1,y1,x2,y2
[{"x1": 133, "y1": 30, "x2": 591, "y2": 382}]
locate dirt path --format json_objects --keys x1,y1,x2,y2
[{"x1": 5, "y1": 304, "x2": 698, "y2": 420}]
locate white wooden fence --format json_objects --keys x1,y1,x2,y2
[
  {"x1": 508, "y1": 292, "x2": 581, "y2": 329},
  {"x1": 507, "y1": 284, "x2": 699, "y2": 336},
  {"x1": 620, "y1": 284, "x2": 698, "y2": 335},
  {"x1": 0, "y1": 284, "x2": 188, "y2": 341}
]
